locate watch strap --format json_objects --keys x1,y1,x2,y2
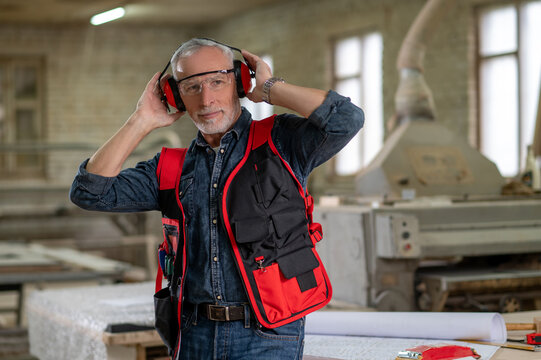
[{"x1": 262, "y1": 77, "x2": 285, "y2": 105}]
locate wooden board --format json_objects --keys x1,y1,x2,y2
[
  {"x1": 102, "y1": 330, "x2": 162, "y2": 346},
  {"x1": 0, "y1": 243, "x2": 131, "y2": 274},
  {"x1": 0, "y1": 243, "x2": 62, "y2": 274}
]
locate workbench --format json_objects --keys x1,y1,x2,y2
[
  {"x1": 26, "y1": 281, "x2": 541, "y2": 359},
  {"x1": 495, "y1": 310, "x2": 541, "y2": 360}
]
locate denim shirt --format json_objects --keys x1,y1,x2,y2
[{"x1": 70, "y1": 90, "x2": 364, "y2": 306}]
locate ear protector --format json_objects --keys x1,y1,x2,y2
[{"x1": 158, "y1": 38, "x2": 255, "y2": 112}]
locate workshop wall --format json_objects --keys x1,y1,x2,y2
[
  {"x1": 0, "y1": 0, "x2": 498, "y2": 191},
  {"x1": 0, "y1": 25, "x2": 198, "y2": 186}
]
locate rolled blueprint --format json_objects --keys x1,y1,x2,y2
[{"x1": 305, "y1": 311, "x2": 507, "y2": 343}]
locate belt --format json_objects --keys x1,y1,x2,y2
[{"x1": 198, "y1": 303, "x2": 246, "y2": 322}]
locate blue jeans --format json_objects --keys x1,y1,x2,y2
[{"x1": 179, "y1": 305, "x2": 305, "y2": 360}]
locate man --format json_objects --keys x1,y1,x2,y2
[{"x1": 70, "y1": 38, "x2": 364, "y2": 359}]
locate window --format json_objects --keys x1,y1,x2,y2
[
  {"x1": 0, "y1": 57, "x2": 45, "y2": 179},
  {"x1": 332, "y1": 32, "x2": 383, "y2": 176},
  {"x1": 477, "y1": 1, "x2": 541, "y2": 176},
  {"x1": 241, "y1": 54, "x2": 274, "y2": 120}
]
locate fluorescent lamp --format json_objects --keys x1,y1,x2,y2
[{"x1": 90, "y1": 7, "x2": 125, "y2": 25}]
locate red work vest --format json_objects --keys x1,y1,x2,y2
[{"x1": 154, "y1": 116, "x2": 332, "y2": 357}]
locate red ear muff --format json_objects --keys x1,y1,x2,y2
[
  {"x1": 157, "y1": 60, "x2": 185, "y2": 113},
  {"x1": 233, "y1": 59, "x2": 253, "y2": 98},
  {"x1": 163, "y1": 77, "x2": 185, "y2": 112},
  {"x1": 240, "y1": 62, "x2": 253, "y2": 96}
]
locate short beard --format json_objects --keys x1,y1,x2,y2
[{"x1": 193, "y1": 104, "x2": 240, "y2": 136}]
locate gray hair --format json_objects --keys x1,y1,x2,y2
[{"x1": 170, "y1": 38, "x2": 235, "y2": 80}]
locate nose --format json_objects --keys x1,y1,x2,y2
[{"x1": 199, "y1": 82, "x2": 215, "y2": 107}]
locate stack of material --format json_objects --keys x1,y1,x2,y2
[{"x1": 26, "y1": 282, "x2": 154, "y2": 360}]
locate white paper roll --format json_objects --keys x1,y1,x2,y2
[{"x1": 305, "y1": 311, "x2": 507, "y2": 343}]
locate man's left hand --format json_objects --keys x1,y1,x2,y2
[{"x1": 241, "y1": 49, "x2": 272, "y2": 103}]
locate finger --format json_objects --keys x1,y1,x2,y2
[
  {"x1": 245, "y1": 91, "x2": 262, "y2": 104},
  {"x1": 241, "y1": 49, "x2": 253, "y2": 59},
  {"x1": 147, "y1": 72, "x2": 164, "y2": 96},
  {"x1": 241, "y1": 49, "x2": 259, "y2": 68},
  {"x1": 159, "y1": 73, "x2": 174, "y2": 90},
  {"x1": 148, "y1": 71, "x2": 161, "y2": 88}
]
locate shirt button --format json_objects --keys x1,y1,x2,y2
[
  {"x1": 213, "y1": 183, "x2": 218, "y2": 188},
  {"x1": 217, "y1": 295, "x2": 222, "y2": 300},
  {"x1": 220, "y1": 148, "x2": 225, "y2": 154},
  {"x1": 213, "y1": 256, "x2": 218, "y2": 262},
  {"x1": 212, "y1": 219, "x2": 217, "y2": 224}
]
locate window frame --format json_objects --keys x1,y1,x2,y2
[
  {"x1": 330, "y1": 29, "x2": 383, "y2": 178},
  {"x1": 0, "y1": 56, "x2": 46, "y2": 179},
  {"x1": 474, "y1": 0, "x2": 541, "y2": 176}
]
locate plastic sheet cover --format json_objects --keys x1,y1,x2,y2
[{"x1": 27, "y1": 281, "x2": 155, "y2": 360}]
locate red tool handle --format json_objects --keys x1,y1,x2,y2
[{"x1": 526, "y1": 333, "x2": 541, "y2": 345}]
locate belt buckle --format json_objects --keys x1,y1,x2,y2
[{"x1": 208, "y1": 305, "x2": 229, "y2": 321}]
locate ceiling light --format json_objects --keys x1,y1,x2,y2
[{"x1": 90, "y1": 7, "x2": 125, "y2": 26}]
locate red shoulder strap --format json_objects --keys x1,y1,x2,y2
[
  {"x1": 155, "y1": 147, "x2": 187, "y2": 293},
  {"x1": 156, "y1": 147, "x2": 187, "y2": 190},
  {"x1": 251, "y1": 115, "x2": 276, "y2": 150}
]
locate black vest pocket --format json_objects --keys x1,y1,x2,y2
[
  {"x1": 272, "y1": 210, "x2": 307, "y2": 248},
  {"x1": 234, "y1": 216, "x2": 270, "y2": 244},
  {"x1": 254, "y1": 156, "x2": 288, "y2": 208},
  {"x1": 258, "y1": 178, "x2": 282, "y2": 208},
  {"x1": 276, "y1": 247, "x2": 319, "y2": 279}
]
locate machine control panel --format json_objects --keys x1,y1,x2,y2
[{"x1": 375, "y1": 213, "x2": 420, "y2": 258}]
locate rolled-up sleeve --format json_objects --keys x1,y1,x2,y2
[
  {"x1": 309, "y1": 90, "x2": 364, "y2": 136},
  {"x1": 69, "y1": 155, "x2": 161, "y2": 213},
  {"x1": 273, "y1": 90, "x2": 364, "y2": 181}
]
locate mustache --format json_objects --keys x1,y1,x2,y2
[{"x1": 197, "y1": 108, "x2": 221, "y2": 116}]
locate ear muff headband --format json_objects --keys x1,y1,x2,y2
[{"x1": 157, "y1": 38, "x2": 254, "y2": 112}]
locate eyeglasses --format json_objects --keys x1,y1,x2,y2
[{"x1": 177, "y1": 69, "x2": 234, "y2": 96}]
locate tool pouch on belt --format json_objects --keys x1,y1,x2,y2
[
  {"x1": 154, "y1": 286, "x2": 178, "y2": 352},
  {"x1": 154, "y1": 147, "x2": 188, "y2": 358},
  {"x1": 221, "y1": 116, "x2": 332, "y2": 328}
]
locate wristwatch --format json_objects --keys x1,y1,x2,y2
[{"x1": 262, "y1": 77, "x2": 285, "y2": 105}]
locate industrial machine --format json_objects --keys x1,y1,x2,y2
[{"x1": 315, "y1": 187, "x2": 541, "y2": 313}]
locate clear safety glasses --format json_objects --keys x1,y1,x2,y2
[{"x1": 178, "y1": 69, "x2": 234, "y2": 96}]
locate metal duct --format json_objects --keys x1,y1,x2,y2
[{"x1": 356, "y1": 0, "x2": 505, "y2": 199}]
